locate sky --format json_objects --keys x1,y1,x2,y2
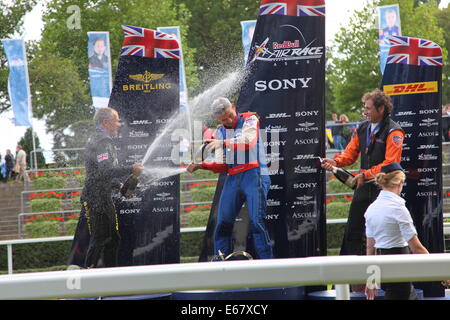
[{"x1": 0, "y1": 0, "x2": 448, "y2": 163}]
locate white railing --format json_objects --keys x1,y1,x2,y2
[
  {"x1": 1, "y1": 253, "x2": 450, "y2": 300},
  {"x1": 0, "y1": 227, "x2": 207, "y2": 275},
  {"x1": 3, "y1": 221, "x2": 450, "y2": 276}
]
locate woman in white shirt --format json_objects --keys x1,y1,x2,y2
[{"x1": 364, "y1": 162, "x2": 429, "y2": 300}]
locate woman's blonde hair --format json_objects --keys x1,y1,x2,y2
[{"x1": 375, "y1": 170, "x2": 405, "y2": 189}]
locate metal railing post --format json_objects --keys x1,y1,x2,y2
[
  {"x1": 7, "y1": 244, "x2": 13, "y2": 274},
  {"x1": 335, "y1": 284, "x2": 350, "y2": 300}
]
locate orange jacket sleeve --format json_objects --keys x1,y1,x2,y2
[
  {"x1": 361, "y1": 129, "x2": 404, "y2": 180},
  {"x1": 334, "y1": 134, "x2": 360, "y2": 168}
]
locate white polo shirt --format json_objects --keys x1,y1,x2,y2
[{"x1": 365, "y1": 190, "x2": 417, "y2": 249}]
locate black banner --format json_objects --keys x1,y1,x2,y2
[
  {"x1": 381, "y1": 36, "x2": 443, "y2": 297},
  {"x1": 109, "y1": 55, "x2": 180, "y2": 265},
  {"x1": 199, "y1": 2, "x2": 326, "y2": 261}
]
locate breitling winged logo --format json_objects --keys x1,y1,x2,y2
[{"x1": 129, "y1": 70, "x2": 165, "y2": 83}]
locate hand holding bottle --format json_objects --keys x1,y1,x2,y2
[{"x1": 320, "y1": 158, "x2": 337, "y2": 171}]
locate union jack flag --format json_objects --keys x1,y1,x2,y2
[
  {"x1": 386, "y1": 36, "x2": 442, "y2": 67},
  {"x1": 259, "y1": 0, "x2": 325, "y2": 17},
  {"x1": 121, "y1": 25, "x2": 180, "y2": 59}
]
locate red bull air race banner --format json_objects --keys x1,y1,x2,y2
[
  {"x1": 382, "y1": 35, "x2": 443, "y2": 297},
  {"x1": 236, "y1": 0, "x2": 326, "y2": 259},
  {"x1": 108, "y1": 25, "x2": 181, "y2": 265}
]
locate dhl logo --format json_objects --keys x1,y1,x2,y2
[{"x1": 384, "y1": 81, "x2": 438, "y2": 96}]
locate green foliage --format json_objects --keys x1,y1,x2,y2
[
  {"x1": 74, "y1": 173, "x2": 86, "y2": 187},
  {"x1": 0, "y1": 1, "x2": 39, "y2": 113},
  {"x1": 24, "y1": 220, "x2": 61, "y2": 238},
  {"x1": 17, "y1": 128, "x2": 46, "y2": 168},
  {"x1": 180, "y1": 232, "x2": 204, "y2": 258},
  {"x1": 327, "y1": 224, "x2": 346, "y2": 249},
  {"x1": 71, "y1": 196, "x2": 82, "y2": 210},
  {"x1": 64, "y1": 219, "x2": 79, "y2": 235},
  {"x1": 327, "y1": 178, "x2": 354, "y2": 195},
  {"x1": 435, "y1": 6, "x2": 450, "y2": 103},
  {"x1": 30, "y1": 198, "x2": 62, "y2": 213},
  {"x1": 0, "y1": 241, "x2": 71, "y2": 271},
  {"x1": 326, "y1": 201, "x2": 351, "y2": 219},
  {"x1": 32, "y1": 175, "x2": 66, "y2": 190},
  {"x1": 188, "y1": 210, "x2": 210, "y2": 227},
  {"x1": 190, "y1": 186, "x2": 216, "y2": 202},
  {"x1": 182, "y1": 169, "x2": 217, "y2": 181},
  {"x1": 178, "y1": 0, "x2": 260, "y2": 92},
  {"x1": 328, "y1": 0, "x2": 447, "y2": 119}
]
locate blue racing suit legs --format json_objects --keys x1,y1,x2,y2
[{"x1": 214, "y1": 167, "x2": 273, "y2": 259}]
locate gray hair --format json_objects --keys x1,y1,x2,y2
[
  {"x1": 94, "y1": 107, "x2": 115, "y2": 126},
  {"x1": 211, "y1": 97, "x2": 232, "y2": 116}
]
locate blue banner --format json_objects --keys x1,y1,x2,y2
[
  {"x1": 240, "y1": 20, "x2": 256, "y2": 66},
  {"x1": 2, "y1": 39, "x2": 32, "y2": 127},
  {"x1": 157, "y1": 26, "x2": 189, "y2": 114},
  {"x1": 378, "y1": 4, "x2": 401, "y2": 74},
  {"x1": 87, "y1": 32, "x2": 112, "y2": 110}
]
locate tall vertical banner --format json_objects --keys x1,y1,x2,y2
[
  {"x1": 87, "y1": 32, "x2": 113, "y2": 110},
  {"x1": 157, "y1": 26, "x2": 189, "y2": 116},
  {"x1": 378, "y1": 4, "x2": 401, "y2": 74},
  {"x1": 241, "y1": 20, "x2": 257, "y2": 66},
  {"x1": 108, "y1": 25, "x2": 181, "y2": 265},
  {"x1": 2, "y1": 39, "x2": 32, "y2": 127},
  {"x1": 237, "y1": 0, "x2": 327, "y2": 259},
  {"x1": 382, "y1": 35, "x2": 443, "y2": 297}
]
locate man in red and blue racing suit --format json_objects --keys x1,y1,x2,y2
[{"x1": 187, "y1": 97, "x2": 273, "y2": 259}]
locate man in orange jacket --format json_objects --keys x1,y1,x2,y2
[{"x1": 321, "y1": 89, "x2": 404, "y2": 258}]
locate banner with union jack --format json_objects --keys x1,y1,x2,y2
[
  {"x1": 382, "y1": 35, "x2": 443, "y2": 297},
  {"x1": 199, "y1": 0, "x2": 327, "y2": 267},
  {"x1": 111, "y1": 25, "x2": 181, "y2": 266},
  {"x1": 121, "y1": 25, "x2": 180, "y2": 59}
]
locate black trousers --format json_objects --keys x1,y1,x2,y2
[
  {"x1": 377, "y1": 247, "x2": 419, "y2": 300},
  {"x1": 340, "y1": 183, "x2": 380, "y2": 256},
  {"x1": 84, "y1": 201, "x2": 121, "y2": 268}
]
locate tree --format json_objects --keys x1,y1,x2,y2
[
  {"x1": 38, "y1": 0, "x2": 199, "y2": 94},
  {"x1": 0, "y1": 1, "x2": 39, "y2": 113},
  {"x1": 177, "y1": 0, "x2": 260, "y2": 93},
  {"x1": 18, "y1": 128, "x2": 46, "y2": 169},
  {"x1": 435, "y1": 6, "x2": 450, "y2": 103},
  {"x1": 27, "y1": 0, "x2": 200, "y2": 152},
  {"x1": 328, "y1": 0, "x2": 447, "y2": 120}
]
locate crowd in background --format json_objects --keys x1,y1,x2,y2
[
  {"x1": 442, "y1": 104, "x2": 450, "y2": 142},
  {"x1": 327, "y1": 113, "x2": 355, "y2": 151},
  {"x1": 0, "y1": 145, "x2": 27, "y2": 183}
]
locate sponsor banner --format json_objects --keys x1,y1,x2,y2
[
  {"x1": 69, "y1": 25, "x2": 181, "y2": 267},
  {"x1": 200, "y1": 0, "x2": 326, "y2": 262},
  {"x1": 383, "y1": 81, "x2": 438, "y2": 96},
  {"x1": 87, "y1": 32, "x2": 113, "y2": 110},
  {"x1": 1, "y1": 39, "x2": 32, "y2": 126},
  {"x1": 378, "y1": 4, "x2": 401, "y2": 74},
  {"x1": 382, "y1": 35, "x2": 443, "y2": 297},
  {"x1": 241, "y1": 20, "x2": 257, "y2": 66}
]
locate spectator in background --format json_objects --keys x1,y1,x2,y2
[
  {"x1": 14, "y1": 145, "x2": 28, "y2": 183},
  {"x1": 4, "y1": 149, "x2": 14, "y2": 182},
  {"x1": 331, "y1": 113, "x2": 346, "y2": 150},
  {"x1": 340, "y1": 114, "x2": 351, "y2": 149},
  {"x1": 442, "y1": 104, "x2": 450, "y2": 142}
]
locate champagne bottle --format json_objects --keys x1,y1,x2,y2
[
  {"x1": 120, "y1": 174, "x2": 139, "y2": 197},
  {"x1": 193, "y1": 143, "x2": 207, "y2": 163},
  {"x1": 331, "y1": 166, "x2": 356, "y2": 190}
]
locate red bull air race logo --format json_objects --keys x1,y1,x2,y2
[
  {"x1": 252, "y1": 25, "x2": 323, "y2": 92},
  {"x1": 252, "y1": 25, "x2": 324, "y2": 64}
]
